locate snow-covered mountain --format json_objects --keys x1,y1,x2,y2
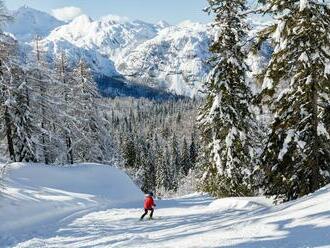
[
  {"x1": 39, "y1": 14, "x2": 212, "y2": 97},
  {"x1": 4, "y1": 7, "x2": 213, "y2": 97},
  {"x1": 4, "y1": 6, "x2": 64, "y2": 42},
  {"x1": 116, "y1": 21, "x2": 212, "y2": 97},
  {"x1": 38, "y1": 14, "x2": 167, "y2": 79},
  {"x1": 4, "y1": 6, "x2": 269, "y2": 98},
  {"x1": 45, "y1": 14, "x2": 166, "y2": 60}
]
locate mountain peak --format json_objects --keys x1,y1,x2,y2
[
  {"x1": 156, "y1": 20, "x2": 170, "y2": 29},
  {"x1": 5, "y1": 6, "x2": 64, "y2": 42},
  {"x1": 71, "y1": 14, "x2": 93, "y2": 25},
  {"x1": 16, "y1": 5, "x2": 43, "y2": 13}
]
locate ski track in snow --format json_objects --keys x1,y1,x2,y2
[{"x1": 4, "y1": 193, "x2": 330, "y2": 248}]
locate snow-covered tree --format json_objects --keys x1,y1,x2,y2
[
  {"x1": 0, "y1": 2, "x2": 14, "y2": 161},
  {"x1": 53, "y1": 52, "x2": 76, "y2": 164},
  {"x1": 0, "y1": 40, "x2": 17, "y2": 161},
  {"x1": 71, "y1": 59, "x2": 112, "y2": 162},
  {"x1": 169, "y1": 133, "x2": 181, "y2": 190},
  {"x1": 0, "y1": 3, "x2": 37, "y2": 162},
  {"x1": 27, "y1": 37, "x2": 61, "y2": 164},
  {"x1": 257, "y1": 0, "x2": 330, "y2": 202},
  {"x1": 122, "y1": 136, "x2": 137, "y2": 169},
  {"x1": 198, "y1": 0, "x2": 255, "y2": 197},
  {"x1": 8, "y1": 66, "x2": 37, "y2": 162},
  {"x1": 189, "y1": 131, "x2": 198, "y2": 168},
  {"x1": 156, "y1": 144, "x2": 172, "y2": 194}
]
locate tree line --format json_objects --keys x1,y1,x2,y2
[{"x1": 101, "y1": 98, "x2": 200, "y2": 195}]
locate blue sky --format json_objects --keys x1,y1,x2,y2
[{"x1": 4, "y1": 0, "x2": 212, "y2": 24}]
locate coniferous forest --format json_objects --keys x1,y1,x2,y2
[
  {"x1": 0, "y1": 0, "x2": 329, "y2": 204},
  {"x1": 199, "y1": 0, "x2": 330, "y2": 203},
  {"x1": 1, "y1": 0, "x2": 330, "y2": 246}
]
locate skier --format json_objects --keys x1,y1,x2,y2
[{"x1": 140, "y1": 192, "x2": 156, "y2": 220}]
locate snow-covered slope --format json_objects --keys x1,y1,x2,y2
[
  {"x1": 0, "y1": 163, "x2": 143, "y2": 246},
  {"x1": 39, "y1": 15, "x2": 212, "y2": 97},
  {"x1": 116, "y1": 21, "x2": 212, "y2": 97},
  {"x1": 38, "y1": 36, "x2": 119, "y2": 78},
  {"x1": 4, "y1": 6, "x2": 64, "y2": 42},
  {"x1": 38, "y1": 14, "x2": 165, "y2": 78},
  {"x1": 1, "y1": 165, "x2": 329, "y2": 248},
  {"x1": 46, "y1": 15, "x2": 165, "y2": 60}
]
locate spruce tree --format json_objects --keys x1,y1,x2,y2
[
  {"x1": 257, "y1": 0, "x2": 330, "y2": 202},
  {"x1": 189, "y1": 131, "x2": 198, "y2": 168},
  {"x1": 181, "y1": 138, "x2": 191, "y2": 176},
  {"x1": 10, "y1": 66, "x2": 37, "y2": 162},
  {"x1": 198, "y1": 0, "x2": 255, "y2": 197},
  {"x1": 170, "y1": 133, "x2": 181, "y2": 190},
  {"x1": 140, "y1": 138, "x2": 156, "y2": 193},
  {"x1": 122, "y1": 136, "x2": 137, "y2": 169}
]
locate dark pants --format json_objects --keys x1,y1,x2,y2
[{"x1": 140, "y1": 208, "x2": 154, "y2": 219}]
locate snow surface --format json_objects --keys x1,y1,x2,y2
[
  {"x1": 1, "y1": 163, "x2": 330, "y2": 247},
  {"x1": 0, "y1": 163, "x2": 143, "y2": 246}
]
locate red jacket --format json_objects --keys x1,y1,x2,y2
[{"x1": 144, "y1": 196, "x2": 155, "y2": 209}]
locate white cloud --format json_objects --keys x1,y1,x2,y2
[{"x1": 51, "y1": 6, "x2": 83, "y2": 21}]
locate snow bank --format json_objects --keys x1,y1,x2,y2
[{"x1": 0, "y1": 163, "x2": 143, "y2": 237}]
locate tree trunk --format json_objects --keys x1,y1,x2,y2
[
  {"x1": 66, "y1": 136, "x2": 74, "y2": 164},
  {"x1": 310, "y1": 78, "x2": 320, "y2": 193},
  {"x1": 4, "y1": 106, "x2": 16, "y2": 161}
]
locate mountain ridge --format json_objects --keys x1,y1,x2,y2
[{"x1": 3, "y1": 6, "x2": 269, "y2": 98}]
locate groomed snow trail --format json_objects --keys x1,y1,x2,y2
[{"x1": 9, "y1": 191, "x2": 330, "y2": 248}]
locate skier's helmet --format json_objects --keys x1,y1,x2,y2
[{"x1": 147, "y1": 192, "x2": 154, "y2": 196}]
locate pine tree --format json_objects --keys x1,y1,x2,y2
[
  {"x1": 71, "y1": 59, "x2": 107, "y2": 162},
  {"x1": 0, "y1": 4, "x2": 36, "y2": 162},
  {"x1": 0, "y1": 2, "x2": 15, "y2": 161},
  {"x1": 140, "y1": 137, "x2": 156, "y2": 193},
  {"x1": 155, "y1": 144, "x2": 168, "y2": 194},
  {"x1": 256, "y1": 0, "x2": 330, "y2": 202},
  {"x1": 198, "y1": 0, "x2": 255, "y2": 197},
  {"x1": 0, "y1": 39, "x2": 17, "y2": 161},
  {"x1": 189, "y1": 131, "x2": 198, "y2": 168},
  {"x1": 170, "y1": 133, "x2": 181, "y2": 190},
  {"x1": 162, "y1": 145, "x2": 172, "y2": 191},
  {"x1": 10, "y1": 66, "x2": 37, "y2": 162},
  {"x1": 122, "y1": 136, "x2": 137, "y2": 169},
  {"x1": 181, "y1": 138, "x2": 191, "y2": 176}
]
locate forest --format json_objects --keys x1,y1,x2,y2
[{"x1": 0, "y1": 0, "x2": 330, "y2": 204}]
